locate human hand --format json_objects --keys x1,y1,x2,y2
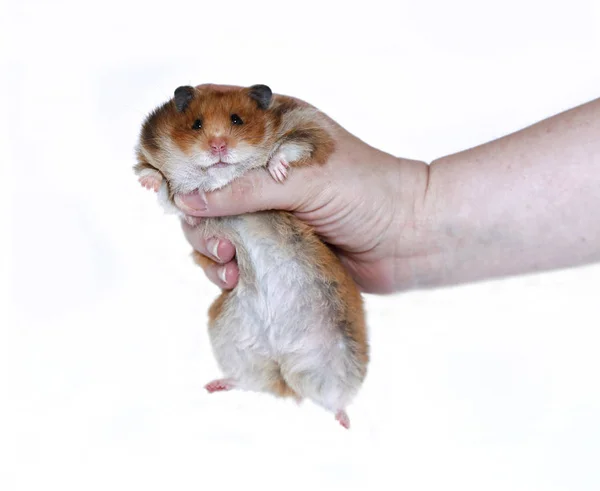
[
  {"x1": 178, "y1": 91, "x2": 600, "y2": 292},
  {"x1": 176, "y1": 85, "x2": 431, "y2": 294}
]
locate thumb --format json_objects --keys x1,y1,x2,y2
[{"x1": 174, "y1": 166, "x2": 319, "y2": 217}]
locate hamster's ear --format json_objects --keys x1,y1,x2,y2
[
  {"x1": 174, "y1": 86, "x2": 195, "y2": 112},
  {"x1": 248, "y1": 84, "x2": 272, "y2": 110}
]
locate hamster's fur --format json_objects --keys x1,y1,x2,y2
[{"x1": 134, "y1": 84, "x2": 368, "y2": 428}]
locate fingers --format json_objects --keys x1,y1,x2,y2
[
  {"x1": 195, "y1": 83, "x2": 241, "y2": 92},
  {"x1": 197, "y1": 258, "x2": 239, "y2": 290},
  {"x1": 174, "y1": 165, "x2": 320, "y2": 217},
  {"x1": 195, "y1": 84, "x2": 311, "y2": 107},
  {"x1": 184, "y1": 230, "x2": 236, "y2": 264},
  {"x1": 182, "y1": 220, "x2": 239, "y2": 289}
]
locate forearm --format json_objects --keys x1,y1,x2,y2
[{"x1": 416, "y1": 97, "x2": 600, "y2": 288}]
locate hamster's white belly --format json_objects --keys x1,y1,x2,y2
[{"x1": 206, "y1": 215, "x2": 357, "y2": 409}]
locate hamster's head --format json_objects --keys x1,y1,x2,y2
[{"x1": 137, "y1": 84, "x2": 274, "y2": 193}]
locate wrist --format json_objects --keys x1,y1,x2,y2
[
  {"x1": 389, "y1": 156, "x2": 457, "y2": 291},
  {"x1": 411, "y1": 153, "x2": 512, "y2": 290}
]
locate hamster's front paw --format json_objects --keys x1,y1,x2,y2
[
  {"x1": 138, "y1": 169, "x2": 163, "y2": 192},
  {"x1": 267, "y1": 153, "x2": 290, "y2": 183}
]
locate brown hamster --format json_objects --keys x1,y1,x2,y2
[{"x1": 134, "y1": 84, "x2": 368, "y2": 429}]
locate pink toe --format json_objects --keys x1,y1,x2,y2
[
  {"x1": 205, "y1": 379, "x2": 235, "y2": 393},
  {"x1": 335, "y1": 410, "x2": 350, "y2": 429}
]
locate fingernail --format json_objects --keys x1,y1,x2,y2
[
  {"x1": 175, "y1": 190, "x2": 208, "y2": 212},
  {"x1": 218, "y1": 266, "x2": 228, "y2": 285},
  {"x1": 206, "y1": 238, "x2": 221, "y2": 261}
]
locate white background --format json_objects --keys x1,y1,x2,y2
[{"x1": 3, "y1": 1, "x2": 600, "y2": 490}]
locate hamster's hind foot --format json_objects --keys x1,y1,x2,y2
[
  {"x1": 205, "y1": 378, "x2": 236, "y2": 393},
  {"x1": 335, "y1": 410, "x2": 350, "y2": 430}
]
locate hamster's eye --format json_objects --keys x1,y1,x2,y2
[
  {"x1": 192, "y1": 119, "x2": 202, "y2": 130},
  {"x1": 230, "y1": 114, "x2": 244, "y2": 125}
]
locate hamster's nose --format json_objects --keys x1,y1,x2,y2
[{"x1": 209, "y1": 138, "x2": 227, "y2": 155}]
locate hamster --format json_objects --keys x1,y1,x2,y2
[{"x1": 134, "y1": 84, "x2": 368, "y2": 429}]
